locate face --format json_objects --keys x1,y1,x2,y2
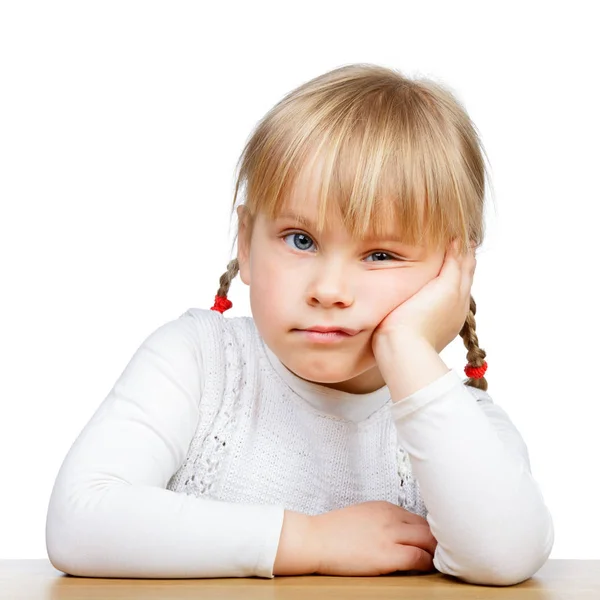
[{"x1": 236, "y1": 175, "x2": 446, "y2": 395}]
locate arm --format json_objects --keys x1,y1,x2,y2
[
  {"x1": 377, "y1": 334, "x2": 555, "y2": 586},
  {"x1": 45, "y1": 313, "x2": 286, "y2": 578},
  {"x1": 273, "y1": 511, "x2": 318, "y2": 575}
]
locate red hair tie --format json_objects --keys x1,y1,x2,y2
[
  {"x1": 210, "y1": 294, "x2": 233, "y2": 313},
  {"x1": 464, "y1": 361, "x2": 487, "y2": 379}
]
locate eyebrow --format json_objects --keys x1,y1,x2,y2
[{"x1": 276, "y1": 211, "x2": 408, "y2": 243}]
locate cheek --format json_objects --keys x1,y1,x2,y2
[
  {"x1": 248, "y1": 256, "x2": 293, "y2": 315},
  {"x1": 371, "y1": 271, "x2": 431, "y2": 313}
]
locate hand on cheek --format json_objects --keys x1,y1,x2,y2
[{"x1": 371, "y1": 239, "x2": 477, "y2": 356}]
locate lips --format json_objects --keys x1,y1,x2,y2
[{"x1": 298, "y1": 326, "x2": 360, "y2": 336}]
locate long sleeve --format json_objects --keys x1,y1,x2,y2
[
  {"x1": 45, "y1": 314, "x2": 286, "y2": 578},
  {"x1": 390, "y1": 369, "x2": 554, "y2": 586}
]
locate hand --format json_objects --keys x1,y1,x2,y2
[
  {"x1": 372, "y1": 239, "x2": 477, "y2": 356},
  {"x1": 307, "y1": 501, "x2": 438, "y2": 576}
]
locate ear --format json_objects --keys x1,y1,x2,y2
[{"x1": 236, "y1": 205, "x2": 251, "y2": 286}]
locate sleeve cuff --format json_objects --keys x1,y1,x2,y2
[
  {"x1": 254, "y1": 506, "x2": 286, "y2": 578},
  {"x1": 389, "y1": 368, "x2": 466, "y2": 421}
]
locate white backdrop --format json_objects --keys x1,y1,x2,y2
[{"x1": 1, "y1": 0, "x2": 598, "y2": 560}]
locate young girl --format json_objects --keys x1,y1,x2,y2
[{"x1": 45, "y1": 63, "x2": 554, "y2": 586}]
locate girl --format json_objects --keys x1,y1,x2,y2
[{"x1": 46, "y1": 63, "x2": 554, "y2": 586}]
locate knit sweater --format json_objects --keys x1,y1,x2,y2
[{"x1": 45, "y1": 307, "x2": 554, "y2": 585}]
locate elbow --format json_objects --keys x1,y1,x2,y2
[
  {"x1": 47, "y1": 536, "x2": 77, "y2": 577},
  {"x1": 46, "y1": 507, "x2": 105, "y2": 578},
  {"x1": 46, "y1": 482, "x2": 99, "y2": 577},
  {"x1": 438, "y1": 511, "x2": 555, "y2": 587},
  {"x1": 455, "y1": 548, "x2": 552, "y2": 587},
  {"x1": 46, "y1": 515, "x2": 75, "y2": 576},
  {"x1": 457, "y1": 544, "x2": 553, "y2": 587},
  {"x1": 46, "y1": 497, "x2": 80, "y2": 576}
]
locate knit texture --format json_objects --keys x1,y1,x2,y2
[{"x1": 166, "y1": 308, "x2": 427, "y2": 517}]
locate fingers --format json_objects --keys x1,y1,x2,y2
[
  {"x1": 397, "y1": 508, "x2": 429, "y2": 526},
  {"x1": 438, "y1": 238, "x2": 476, "y2": 326},
  {"x1": 440, "y1": 239, "x2": 463, "y2": 281},
  {"x1": 394, "y1": 523, "x2": 438, "y2": 557},
  {"x1": 450, "y1": 238, "x2": 476, "y2": 301},
  {"x1": 395, "y1": 544, "x2": 436, "y2": 573}
]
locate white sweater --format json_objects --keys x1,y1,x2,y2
[{"x1": 45, "y1": 307, "x2": 554, "y2": 585}]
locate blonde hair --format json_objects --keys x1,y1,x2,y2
[{"x1": 214, "y1": 63, "x2": 493, "y2": 391}]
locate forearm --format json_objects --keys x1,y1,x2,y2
[
  {"x1": 375, "y1": 332, "x2": 450, "y2": 402},
  {"x1": 381, "y1": 342, "x2": 554, "y2": 585},
  {"x1": 374, "y1": 332, "x2": 553, "y2": 584},
  {"x1": 47, "y1": 479, "x2": 287, "y2": 578}
]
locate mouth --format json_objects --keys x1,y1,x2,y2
[
  {"x1": 293, "y1": 328, "x2": 360, "y2": 343},
  {"x1": 296, "y1": 326, "x2": 360, "y2": 336}
]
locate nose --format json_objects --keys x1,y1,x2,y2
[{"x1": 306, "y1": 259, "x2": 354, "y2": 308}]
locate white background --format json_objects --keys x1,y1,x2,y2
[{"x1": 1, "y1": 1, "x2": 598, "y2": 560}]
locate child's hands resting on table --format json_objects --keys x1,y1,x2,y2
[{"x1": 273, "y1": 500, "x2": 438, "y2": 576}]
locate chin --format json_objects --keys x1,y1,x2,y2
[
  {"x1": 290, "y1": 360, "x2": 354, "y2": 384},
  {"x1": 305, "y1": 373, "x2": 349, "y2": 385}
]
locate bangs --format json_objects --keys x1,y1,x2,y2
[{"x1": 232, "y1": 64, "x2": 489, "y2": 254}]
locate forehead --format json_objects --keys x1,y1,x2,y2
[
  {"x1": 267, "y1": 148, "x2": 429, "y2": 248},
  {"x1": 280, "y1": 158, "x2": 372, "y2": 233}
]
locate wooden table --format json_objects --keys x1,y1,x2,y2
[{"x1": 1, "y1": 559, "x2": 599, "y2": 599}]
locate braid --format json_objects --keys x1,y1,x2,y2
[
  {"x1": 210, "y1": 259, "x2": 239, "y2": 314},
  {"x1": 216, "y1": 258, "x2": 240, "y2": 297},
  {"x1": 459, "y1": 295, "x2": 488, "y2": 391}
]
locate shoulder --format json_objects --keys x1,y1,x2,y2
[
  {"x1": 461, "y1": 381, "x2": 533, "y2": 471},
  {"x1": 178, "y1": 307, "x2": 227, "y2": 329},
  {"x1": 128, "y1": 309, "x2": 223, "y2": 370},
  {"x1": 461, "y1": 379, "x2": 494, "y2": 404},
  {"x1": 180, "y1": 307, "x2": 255, "y2": 337},
  {"x1": 177, "y1": 307, "x2": 259, "y2": 355}
]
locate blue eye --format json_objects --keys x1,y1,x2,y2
[
  {"x1": 282, "y1": 232, "x2": 401, "y2": 262},
  {"x1": 364, "y1": 252, "x2": 395, "y2": 262},
  {"x1": 283, "y1": 232, "x2": 315, "y2": 252}
]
